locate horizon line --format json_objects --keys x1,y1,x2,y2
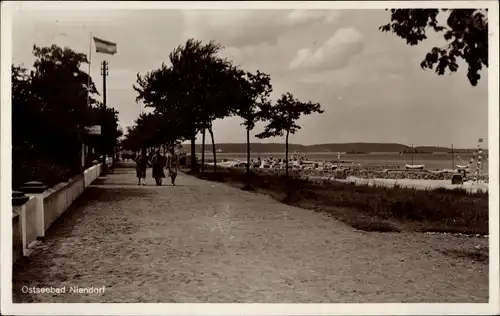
[{"x1": 178, "y1": 142, "x2": 488, "y2": 150}]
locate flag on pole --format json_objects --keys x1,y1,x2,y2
[
  {"x1": 478, "y1": 138, "x2": 483, "y2": 143},
  {"x1": 93, "y1": 36, "x2": 117, "y2": 55}
]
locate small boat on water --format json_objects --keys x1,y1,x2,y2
[
  {"x1": 403, "y1": 144, "x2": 425, "y2": 170},
  {"x1": 405, "y1": 164, "x2": 425, "y2": 170}
]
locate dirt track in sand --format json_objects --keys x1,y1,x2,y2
[{"x1": 12, "y1": 164, "x2": 488, "y2": 303}]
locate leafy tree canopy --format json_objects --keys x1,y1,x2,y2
[
  {"x1": 380, "y1": 9, "x2": 488, "y2": 86},
  {"x1": 234, "y1": 70, "x2": 273, "y2": 130},
  {"x1": 12, "y1": 44, "x2": 120, "y2": 166},
  {"x1": 256, "y1": 92, "x2": 323, "y2": 139},
  {"x1": 134, "y1": 38, "x2": 247, "y2": 169}
]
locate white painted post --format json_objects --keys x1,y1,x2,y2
[
  {"x1": 19, "y1": 182, "x2": 48, "y2": 240},
  {"x1": 25, "y1": 193, "x2": 45, "y2": 239}
]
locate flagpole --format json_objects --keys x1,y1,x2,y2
[
  {"x1": 83, "y1": 32, "x2": 92, "y2": 169},
  {"x1": 87, "y1": 32, "x2": 92, "y2": 108}
]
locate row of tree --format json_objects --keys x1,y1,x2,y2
[
  {"x1": 9, "y1": 9, "x2": 486, "y2": 186},
  {"x1": 127, "y1": 39, "x2": 323, "y2": 176},
  {"x1": 124, "y1": 9, "x2": 488, "y2": 177},
  {"x1": 12, "y1": 44, "x2": 122, "y2": 187},
  {"x1": 126, "y1": 9, "x2": 488, "y2": 178},
  {"x1": 121, "y1": 111, "x2": 183, "y2": 156}
]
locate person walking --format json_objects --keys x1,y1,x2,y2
[
  {"x1": 166, "y1": 147, "x2": 180, "y2": 186},
  {"x1": 151, "y1": 150, "x2": 166, "y2": 186},
  {"x1": 135, "y1": 152, "x2": 150, "y2": 186}
]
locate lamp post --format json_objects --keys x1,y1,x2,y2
[{"x1": 100, "y1": 61, "x2": 109, "y2": 173}]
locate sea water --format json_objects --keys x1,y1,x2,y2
[{"x1": 199, "y1": 152, "x2": 489, "y2": 172}]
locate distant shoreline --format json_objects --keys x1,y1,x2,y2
[
  {"x1": 181, "y1": 142, "x2": 486, "y2": 154},
  {"x1": 192, "y1": 152, "x2": 489, "y2": 173},
  {"x1": 194, "y1": 151, "x2": 480, "y2": 155}
]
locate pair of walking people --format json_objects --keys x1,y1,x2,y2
[{"x1": 135, "y1": 149, "x2": 180, "y2": 186}]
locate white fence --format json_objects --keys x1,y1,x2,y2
[{"x1": 12, "y1": 158, "x2": 112, "y2": 264}]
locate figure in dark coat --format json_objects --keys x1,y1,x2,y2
[
  {"x1": 135, "y1": 153, "x2": 150, "y2": 185},
  {"x1": 152, "y1": 150, "x2": 167, "y2": 186}
]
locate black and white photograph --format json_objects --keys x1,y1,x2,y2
[{"x1": 1, "y1": 1, "x2": 498, "y2": 315}]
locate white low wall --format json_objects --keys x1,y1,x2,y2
[
  {"x1": 12, "y1": 161, "x2": 108, "y2": 264},
  {"x1": 84, "y1": 163, "x2": 101, "y2": 188},
  {"x1": 43, "y1": 175, "x2": 85, "y2": 231}
]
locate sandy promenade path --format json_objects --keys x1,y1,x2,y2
[{"x1": 12, "y1": 163, "x2": 488, "y2": 303}]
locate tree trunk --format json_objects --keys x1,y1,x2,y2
[
  {"x1": 190, "y1": 133, "x2": 198, "y2": 173},
  {"x1": 246, "y1": 127, "x2": 251, "y2": 174},
  {"x1": 201, "y1": 129, "x2": 206, "y2": 173},
  {"x1": 285, "y1": 130, "x2": 289, "y2": 177},
  {"x1": 209, "y1": 125, "x2": 217, "y2": 173}
]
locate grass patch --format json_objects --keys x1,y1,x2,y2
[
  {"x1": 196, "y1": 168, "x2": 488, "y2": 235},
  {"x1": 241, "y1": 183, "x2": 257, "y2": 191},
  {"x1": 441, "y1": 249, "x2": 488, "y2": 262},
  {"x1": 350, "y1": 220, "x2": 401, "y2": 233}
]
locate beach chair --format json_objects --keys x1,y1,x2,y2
[
  {"x1": 451, "y1": 173, "x2": 463, "y2": 185},
  {"x1": 335, "y1": 169, "x2": 347, "y2": 180}
]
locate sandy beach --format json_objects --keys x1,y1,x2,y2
[
  {"x1": 337, "y1": 177, "x2": 489, "y2": 193},
  {"x1": 220, "y1": 164, "x2": 489, "y2": 193}
]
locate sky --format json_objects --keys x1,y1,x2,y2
[{"x1": 11, "y1": 8, "x2": 489, "y2": 148}]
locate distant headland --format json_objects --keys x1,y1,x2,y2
[{"x1": 181, "y1": 142, "x2": 484, "y2": 154}]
